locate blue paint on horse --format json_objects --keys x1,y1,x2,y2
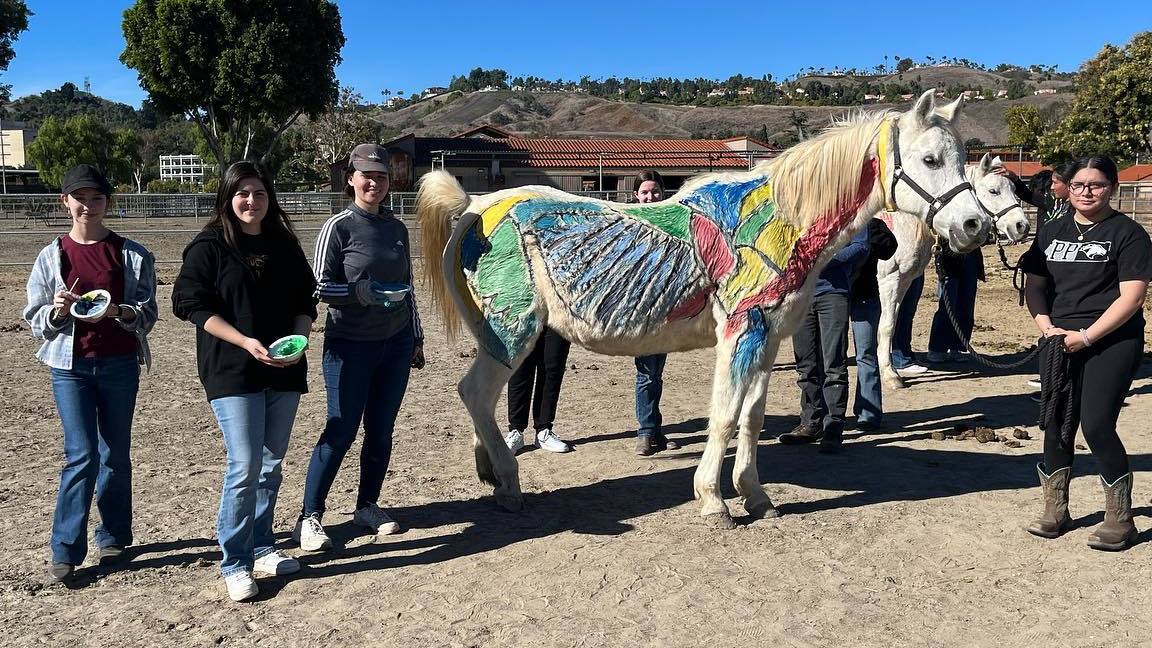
[
  {"x1": 731, "y1": 307, "x2": 768, "y2": 385},
  {"x1": 460, "y1": 220, "x2": 488, "y2": 271},
  {"x1": 480, "y1": 311, "x2": 539, "y2": 367},
  {"x1": 680, "y1": 177, "x2": 767, "y2": 232}
]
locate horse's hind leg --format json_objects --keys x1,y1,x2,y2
[
  {"x1": 733, "y1": 367, "x2": 779, "y2": 519},
  {"x1": 877, "y1": 272, "x2": 906, "y2": 390},
  {"x1": 459, "y1": 350, "x2": 523, "y2": 511}
]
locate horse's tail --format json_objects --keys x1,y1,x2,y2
[{"x1": 416, "y1": 170, "x2": 470, "y2": 340}]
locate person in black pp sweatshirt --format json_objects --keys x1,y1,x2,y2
[
  {"x1": 1020, "y1": 155, "x2": 1152, "y2": 551},
  {"x1": 172, "y1": 161, "x2": 317, "y2": 601},
  {"x1": 294, "y1": 144, "x2": 425, "y2": 552}
]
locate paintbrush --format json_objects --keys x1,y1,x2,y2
[{"x1": 55, "y1": 278, "x2": 80, "y2": 319}]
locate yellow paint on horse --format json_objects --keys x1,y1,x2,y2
[
  {"x1": 719, "y1": 248, "x2": 774, "y2": 310},
  {"x1": 877, "y1": 119, "x2": 896, "y2": 211},
  {"x1": 480, "y1": 193, "x2": 533, "y2": 236},
  {"x1": 739, "y1": 180, "x2": 773, "y2": 221},
  {"x1": 754, "y1": 218, "x2": 802, "y2": 270}
]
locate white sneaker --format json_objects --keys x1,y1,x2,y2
[
  {"x1": 536, "y1": 428, "x2": 572, "y2": 453},
  {"x1": 1027, "y1": 378, "x2": 1042, "y2": 388},
  {"x1": 896, "y1": 363, "x2": 928, "y2": 376},
  {"x1": 292, "y1": 514, "x2": 332, "y2": 551},
  {"x1": 253, "y1": 550, "x2": 300, "y2": 576},
  {"x1": 353, "y1": 503, "x2": 401, "y2": 535},
  {"x1": 505, "y1": 428, "x2": 525, "y2": 454},
  {"x1": 926, "y1": 351, "x2": 949, "y2": 364},
  {"x1": 224, "y1": 571, "x2": 258, "y2": 602}
]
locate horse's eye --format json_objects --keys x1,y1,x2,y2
[
  {"x1": 989, "y1": 189, "x2": 1000, "y2": 196},
  {"x1": 922, "y1": 155, "x2": 939, "y2": 168}
]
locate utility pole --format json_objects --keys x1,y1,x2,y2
[{"x1": 0, "y1": 112, "x2": 7, "y2": 194}]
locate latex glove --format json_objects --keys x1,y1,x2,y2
[{"x1": 355, "y1": 279, "x2": 375, "y2": 306}]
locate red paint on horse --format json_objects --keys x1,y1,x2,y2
[
  {"x1": 666, "y1": 286, "x2": 715, "y2": 322},
  {"x1": 723, "y1": 159, "x2": 880, "y2": 338},
  {"x1": 691, "y1": 214, "x2": 735, "y2": 282}
]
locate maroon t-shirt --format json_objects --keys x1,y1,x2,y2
[{"x1": 60, "y1": 233, "x2": 137, "y2": 358}]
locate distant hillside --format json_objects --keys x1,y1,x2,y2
[
  {"x1": 375, "y1": 89, "x2": 1071, "y2": 147},
  {"x1": 5, "y1": 82, "x2": 157, "y2": 130}
]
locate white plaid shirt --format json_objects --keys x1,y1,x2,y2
[{"x1": 23, "y1": 236, "x2": 158, "y2": 370}]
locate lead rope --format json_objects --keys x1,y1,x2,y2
[
  {"x1": 932, "y1": 242, "x2": 1041, "y2": 369},
  {"x1": 1037, "y1": 335, "x2": 1077, "y2": 445}
]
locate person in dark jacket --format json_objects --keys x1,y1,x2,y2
[
  {"x1": 926, "y1": 243, "x2": 985, "y2": 364},
  {"x1": 995, "y1": 162, "x2": 1074, "y2": 232},
  {"x1": 778, "y1": 224, "x2": 871, "y2": 453},
  {"x1": 172, "y1": 161, "x2": 317, "y2": 601},
  {"x1": 294, "y1": 143, "x2": 425, "y2": 553},
  {"x1": 849, "y1": 218, "x2": 898, "y2": 431}
]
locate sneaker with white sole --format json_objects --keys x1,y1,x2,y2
[
  {"x1": 536, "y1": 428, "x2": 572, "y2": 453},
  {"x1": 353, "y1": 503, "x2": 401, "y2": 535},
  {"x1": 896, "y1": 363, "x2": 928, "y2": 376},
  {"x1": 292, "y1": 514, "x2": 331, "y2": 552},
  {"x1": 224, "y1": 571, "x2": 258, "y2": 602},
  {"x1": 505, "y1": 428, "x2": 525, "y2": 454},
  {"x1": 1027, "y1": 378, "x2": 1042, "y2": 388},
  {"x1": 253, "y1": 550, "x2": 300, "y2": 576},
  {"x1": 926, "y1": 351, "x2": 949, "y2": 364}
]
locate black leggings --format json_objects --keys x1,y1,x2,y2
[
  {"x1": 1042, "y1": 330, "x2": 1143, "y2": 482},
  {"x1": 507, "y1": 328, "x2": 571, "y2": 432}
]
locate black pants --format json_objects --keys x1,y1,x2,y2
[
  {"x1": 507, "y1": 328, "x2": 571, "y2": 432},
  {"x1": 792, "y1": 291, "x2": 850, "y2": 433},
  {"x1": 1043, "y1": 329, "x2": 1142, "y2": 482}
]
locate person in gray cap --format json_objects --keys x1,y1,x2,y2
[
  {"x1": 23, "y1": 164, "x2": 158, "y2": 583},
  {"x1": 294, "y1": 143, "x2": 425, "y2": 551}
]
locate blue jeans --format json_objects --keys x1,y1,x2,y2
[
  {"x1": 929, "y1": 255, "x2": 980, "y2": 354},
  {"x1": 851, "y1": 297, "x2": 883, "y2": 426},
  {"x1": 210, "y1": 390, "x2": 300, "y2": 577},
  {"x1": 49, "y1": 356, "x2": 139, "y2": 565},
  {"x1": 890, "y1": 275, "x2": 923, "y2": 369},
  {"x1": 303, "y1": 331, "x2": 414, "y2": 517},
  {"x1": 635, "y1": 354, "x2": 667, "y2": 438}
]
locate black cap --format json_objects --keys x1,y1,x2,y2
[
  {"x1": 348, "y1": 143, "x2": 390, "y2": 174},
  {"x1": 61, "y1": 164, "x2": 113, "y2": 196}
]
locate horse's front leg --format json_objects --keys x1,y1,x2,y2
[
  {"x1": 459, "y1": 350, "x2": 523, "y2": 511},
  {"x1": 877, "y1": 272, "x2": 906, "y2": 390},
  {"x1": 694, "y1": 317, "x2": 763, "y2": 529},
  {"x1": 732, "y1": 355, "x2": 780, "y2": 520}
]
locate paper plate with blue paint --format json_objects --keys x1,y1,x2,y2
[
  {"x1": 371, "y1": 282, "x2": 410, "y2": 303},
  {"x1": 268, "y1": 334, "x2": 308, "y2": 362},
  {"x1": 70, "y1": 289, "x2": 112, "y2": 321}
]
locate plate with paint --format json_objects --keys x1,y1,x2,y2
[
  {"x1": 70, "y1": 289, "x2": 112, "y2": 321},
  {"x1": 268, "y1": 334, "x2": 308, "y2": 362},
  {"x1": 371, "y1": 282, "x2": 410, "y2": 303}
]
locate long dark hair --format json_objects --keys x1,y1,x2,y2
[
  {"x1": 1069, "y1": 155, "x2": 1120, "y2": 186},
  {"x1": 633, "y1": 170, "x2": 664, "y2": 202},
  {"x1": 205, "y1": 161, "x2": 297, "y2": 249}
]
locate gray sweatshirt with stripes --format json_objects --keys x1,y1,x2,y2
[{"x1": 313, "y1": 203, "x2": 423, "y2": 342}]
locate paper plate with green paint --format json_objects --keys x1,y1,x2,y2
[
  {"x1": 268, "y1": 334, "x2": 308, "y2": 362},
  {"x1": 371, "y1": 282, "x2": 410, "y2": 303},
  {"x1": 70, "y1": 289, "x2": 112, "y2": 321}
]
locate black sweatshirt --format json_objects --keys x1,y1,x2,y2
[
  {"x1": 172, "y1": 227, "x2": 318, "y2": 401},
  {"x1": 850, "y1": 218, "x2": 898, "y2": 300}
]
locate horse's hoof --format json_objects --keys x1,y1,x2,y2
[
  {"x1": 495, "y1": 492, "x2": 524, "y2": 512},
  {"x1": 702, "y1": 511, "x2": 736, "y2": 530},
  {"x1": 746, "y1": 499, "x2": 781, "y2": 520}
]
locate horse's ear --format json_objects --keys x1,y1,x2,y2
[
  {"x1": 936, "y1": 96, "x2": 963, "y2": 123},
  {"x1": 979, "y1": 153, "x2": 993, "y2": 173},
  {"x1": 910, "y1": 89, "x2": 937, "y2": 125}
]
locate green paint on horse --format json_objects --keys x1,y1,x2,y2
[
  {"x1": 622, "y1": 203, "x2": 692, "y2": 240},
  {"x1": 734, "y1": 201, "x2": 776, "y2": 247},
  {"x1": 473, "y1": 217, "x2": 536, "y2": 333}
]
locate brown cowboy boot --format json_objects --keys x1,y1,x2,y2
[
  {"x1": 1087, "y1": 473, "x2": 1138, "y2": 551},
  {"x1": 1026, "y1": 464, "x2": 1072, "y2": 539}
]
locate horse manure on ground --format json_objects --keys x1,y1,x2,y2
[
  {"x1": 932, "y1": 424, "x2": 1025, "y2": 447},
  {"x1": 1012, "y1": 428, "x2": 1031, "y2": 440}
]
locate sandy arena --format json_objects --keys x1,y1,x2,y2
[{"x1": 1, "y1": 221, "x2": 1150, "y2": 647}]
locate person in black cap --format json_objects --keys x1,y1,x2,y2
[
  {"x1": 22, "y1": 164, "x2": 158, "y2": 583},
  {"x1": 294, "y1": 143, "x2": 425, "y2": 552}
]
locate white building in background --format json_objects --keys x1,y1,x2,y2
[{"x1": 159, "y1": 154, "x2": 212, "y2": 185}]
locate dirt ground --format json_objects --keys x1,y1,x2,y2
[{"x1": 1, "y1": 225, "x2": 1151, "y2": 648}]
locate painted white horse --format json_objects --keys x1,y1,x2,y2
[
  {"x1": 417, "y1": 90, "x2": 990, "y2": 527},
  {"x1": 875, "y1": 153, "x2": 1030, "y2": 389}
]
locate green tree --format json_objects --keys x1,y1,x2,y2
[
  {"x1": 299, "y1": 86, "x2": 379, "y2": 176},
  {"x1": 1004, "y1": 105, "x2": 1047, "y2": 150},
  {"x1": 1038, "y1": 31, "x2": 1152, "y2": 163},
  {"x1": 25, "y1": 115, "x2": 134, "y2": 188},
  {"x1": 0, "y1": 0, "x2": 31, "y2": 73},
  {"x1": 120, "y1": 0, "x2": 345, "y2": 168},
  {"x1": 787, "y1": 110, "x2": 809, "y2": 140},
  {"x1": 964, "y1": 137, "x2": 986, "y2": 148},
  {"x1": 896, "y1": 58, "x2": 914, "y2": 74}
]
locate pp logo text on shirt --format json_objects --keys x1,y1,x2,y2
[{"x1": 1044, "y1": 239, "x2": 1112, "y2": 263}]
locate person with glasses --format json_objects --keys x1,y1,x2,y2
[{"x1": 1020, "y1": 155, "x2": 1152, "y2": 551}]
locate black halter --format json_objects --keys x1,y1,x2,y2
[
  {"x1": 977, "y1": 199, "x2": 1021, "y2": 224},
  {"x1": 887, "y1": 121, "x2": 975, "y2": 232}
]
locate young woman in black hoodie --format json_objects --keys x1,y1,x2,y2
[{"x1": 172, "y1": 161, "x2": 316, "y2": 601}]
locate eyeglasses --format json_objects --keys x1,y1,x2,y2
[{"x1": 1068, "y1": 182, "x2": 1111, "y2": 195}]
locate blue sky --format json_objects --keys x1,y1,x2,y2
[{"x1": 4, "y1": 0, "x2": 1152, "y2": 108}]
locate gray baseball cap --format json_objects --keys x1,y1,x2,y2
[{"x1": 348, "y1": 143, "x2": 390, "y2": 174}]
